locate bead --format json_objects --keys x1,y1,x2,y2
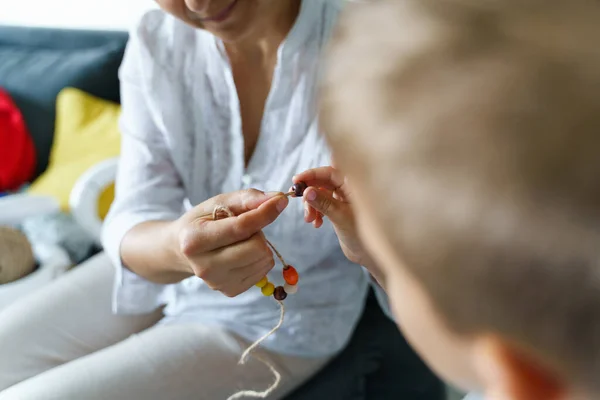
[
  {"x1": 291, "y1": 182, "x2": 308, "y2": 197},
  {"x1": 284, "y1": 283, "x2": 298, "y2": 294},
  {"x1": 283, "y1": 266, "x2": 299, "y2": 285},
  {"x1": 261, "y1": 282, "x2": 275, "y2": 296},
  {"x1": 255, "y1": 277, "x2": 268, "y2": 288},
  {"x1": 273, "y1": 286, "x2": 287, "y2": 301}
]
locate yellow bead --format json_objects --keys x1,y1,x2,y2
[
  {"x1": 261, "y1": 283, "x2": 275, "y2": 296},
  {"x1": 255, "y1": 277, "x2": 268, "y2": 288}
]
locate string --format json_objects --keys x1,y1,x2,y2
[
  {"x1": 209, "y1": 204, "x2": 290, "y2": 399},
  {"x1": 239, "y1": 300, "x2": 286, "y2": 365},
  {"x1": 227, "y1": 301, "x2": 286, "y2": 400},
  {"x1": 265, "y1": 239, "x2": 288, "y2": 268}
]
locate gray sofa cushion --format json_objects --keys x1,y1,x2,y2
[{"x1": 0, "y1": 27, "x2": 127, "y2": 178}]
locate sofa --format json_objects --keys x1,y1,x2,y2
[{"x1": 0, "y1": 25, "x2": 444, "y2": 400}]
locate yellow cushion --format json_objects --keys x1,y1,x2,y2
[
  {"x1": 98, "y1": 182, "x2": 115, "y2": 220},
  {"x1": 29, "y1": 88, "x2": 121, "y2": 212}
]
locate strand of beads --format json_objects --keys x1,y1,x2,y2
[
  {"x1": 256, "y1": 240, "x2": 300, "y2": 301},
  {"x1": 227, "y1": 182, "x2": 309, "y2": 400},
  {"x1": 255, "y1": 181, "x2": 307, "y2": 301}
]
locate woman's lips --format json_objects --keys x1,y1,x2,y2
[{"x1": 197, "y1": 0, "x2": 239, "y2": 23}]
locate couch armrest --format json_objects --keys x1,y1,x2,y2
[
  {"x1": 0, "y1": 194, "x2": 60, "y2": 227},
  {"x1": 69, "y1": 158, "x2": 118, "y2": 244}
]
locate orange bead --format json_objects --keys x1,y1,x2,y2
[
  {"x1": 283, "y1": 266, "x2": 299, "y2": 285},
  {"x1": 261, "y1": 283, "x2": 275, "y2": 297},
  {"x1": 255, "y1": 277, "x2": 268, "y2": 288}
]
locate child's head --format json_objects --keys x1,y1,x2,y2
[{"x1": 322, "y1": 0, "x2": 600, "y2": 398}]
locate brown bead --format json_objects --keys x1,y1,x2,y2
[
  {"x1": 273, "y1": 286, "x2": 288, "y2": 301},
  {"x1": 292, "y1": 182, "x2": 308, "y2": 197}
]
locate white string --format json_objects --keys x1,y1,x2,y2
[
  {"x1": 239, "y1": 300, "x2": 286, "y2": 365},
  {"x1": 227, "y1": 300, "x2": 286, "y2": 400},
  {"x1": 210, "y1": 205, "x2": 287, "y2": 400}
]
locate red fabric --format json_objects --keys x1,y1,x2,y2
[{"x1": 0, "y1": 88, "x2": 36, "y2": 191}]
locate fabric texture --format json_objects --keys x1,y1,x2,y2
[
  {"x1": 0, "y1": 27, "x2": 127, "y2": 178},
  {"x1": 20, "y1": 211, "x2": 98, "y2": 264},
  {"x1": 28, "y1": 88, "x2": 121, "y2": 211},
  {"x1": 286, "y1": 287, "x2": 446, "y2": 400},
  {"x1": 0, "y1": 253, "x2": 327, "y2": 400},
  {"x1": 0, "y1": 88, "x2": 36, "y2": 191},
  {"x1": 462, "y1": 394, "x2": 483, "y2": 400},
  {"x1": 101, "y1": 0, "x2": 371, "y2": 359}
]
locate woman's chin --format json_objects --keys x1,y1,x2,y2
[{"x1": 200, "y1": 2, "x2": 256, "y2": 42}]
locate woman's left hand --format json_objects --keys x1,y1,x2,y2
[{"x1": 293, "y1": 167, "x2": 384, "y2": 284}]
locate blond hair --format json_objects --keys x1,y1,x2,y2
[{"x1": 322, "y1": 0, "x2": 600, "y2": 393}]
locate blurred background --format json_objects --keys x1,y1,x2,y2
[
  {"x1": 0, "y1": 0, "x2": 155, "y2": 30},
  {"x1": 0, "y1": 2, "x2": 463, "y2": 399},
  {"x1": 0, "y1": 0, "x2": 154, "y2": 313}
]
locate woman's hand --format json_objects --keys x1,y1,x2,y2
[
  {"x1": 122, "y1": 190, "x2": 288, "y2": 297},
  {"x1": 292, "y1": 167, "x2": 385, "y2": 285},
  {"x1": 171, "y1": 190, "x2": 289, "y2": 297},
  {"x1": 170, "y1": 190, "x2": 287, "y2": 297}
]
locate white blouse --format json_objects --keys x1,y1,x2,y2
[{"x1": 102, "y1": 0, "x2": 371, "y2": 357}]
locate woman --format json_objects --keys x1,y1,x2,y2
[
  {"x1": 0, "y1": 1, "x2": 365, "y2": 398},
  {"x1": 0, "y1": 1, "x2": 401, "y2": 398}
]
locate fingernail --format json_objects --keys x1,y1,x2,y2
[
  {"x1": 277, "y1": 197, "x2": 288, "y2": 212},
  {"x1": 306, "y1": 190, "x2": 317, "y2": 202}
]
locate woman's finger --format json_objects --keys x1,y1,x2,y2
[
  {"x1": 240, "y1": 260, "x2": 276, "y2": 288},
  {"x1": 304, "y1": 202, "x2": 318, "y2": 223},
  {"x1": 201, "y1": 189, "x2": 283, "y2": 217},
  {"x1": 199, "y1": 195, "x2": 288, "y2": 250},
  {"x1": 293, "y1": 167, "x2": 346, "y2": 192},
  {"x1": 200, "y1": 232, "x2": 271, "y2": 273},
  {"x1": 313, "y1": 214, "x2": 324, "y2": 229},
  {"x1": 307, "y1": 206, "x2": 324, "y2": 226},
  {"x1": 303, "y1": 187, "x2": 352, "y2": 228},
  {"x1": 220, "y1": 257, "x2": 276, "y2": 297}
]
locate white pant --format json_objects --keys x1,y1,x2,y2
[{"x1": 0, "y1": 253, "x2": 329, "y2": 400}]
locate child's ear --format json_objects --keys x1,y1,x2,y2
[{"x1": 472, "y1": 335, "x2": 567, "y2": 400}]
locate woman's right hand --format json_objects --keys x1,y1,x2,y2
[
  {"x1": 168, "y1": 190, "x2": 289, "y2": 297},
  {"x1": 293, "y1": 167, "x2": 385, "y2": 286},
  {"x1": 293, "y1": 167, "x2": 369, "y2": 264}
]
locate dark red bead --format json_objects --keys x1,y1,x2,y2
[
  {"x1": 292, "y1": 181, "x2": 308, "y2": 197},
  {"x1": 273, "y1": 286, "x2": 288, "y2": 301}
]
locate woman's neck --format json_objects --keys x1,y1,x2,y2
[{"x1": 225, "y1": 0, "x2": 301, "y2": 63}]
